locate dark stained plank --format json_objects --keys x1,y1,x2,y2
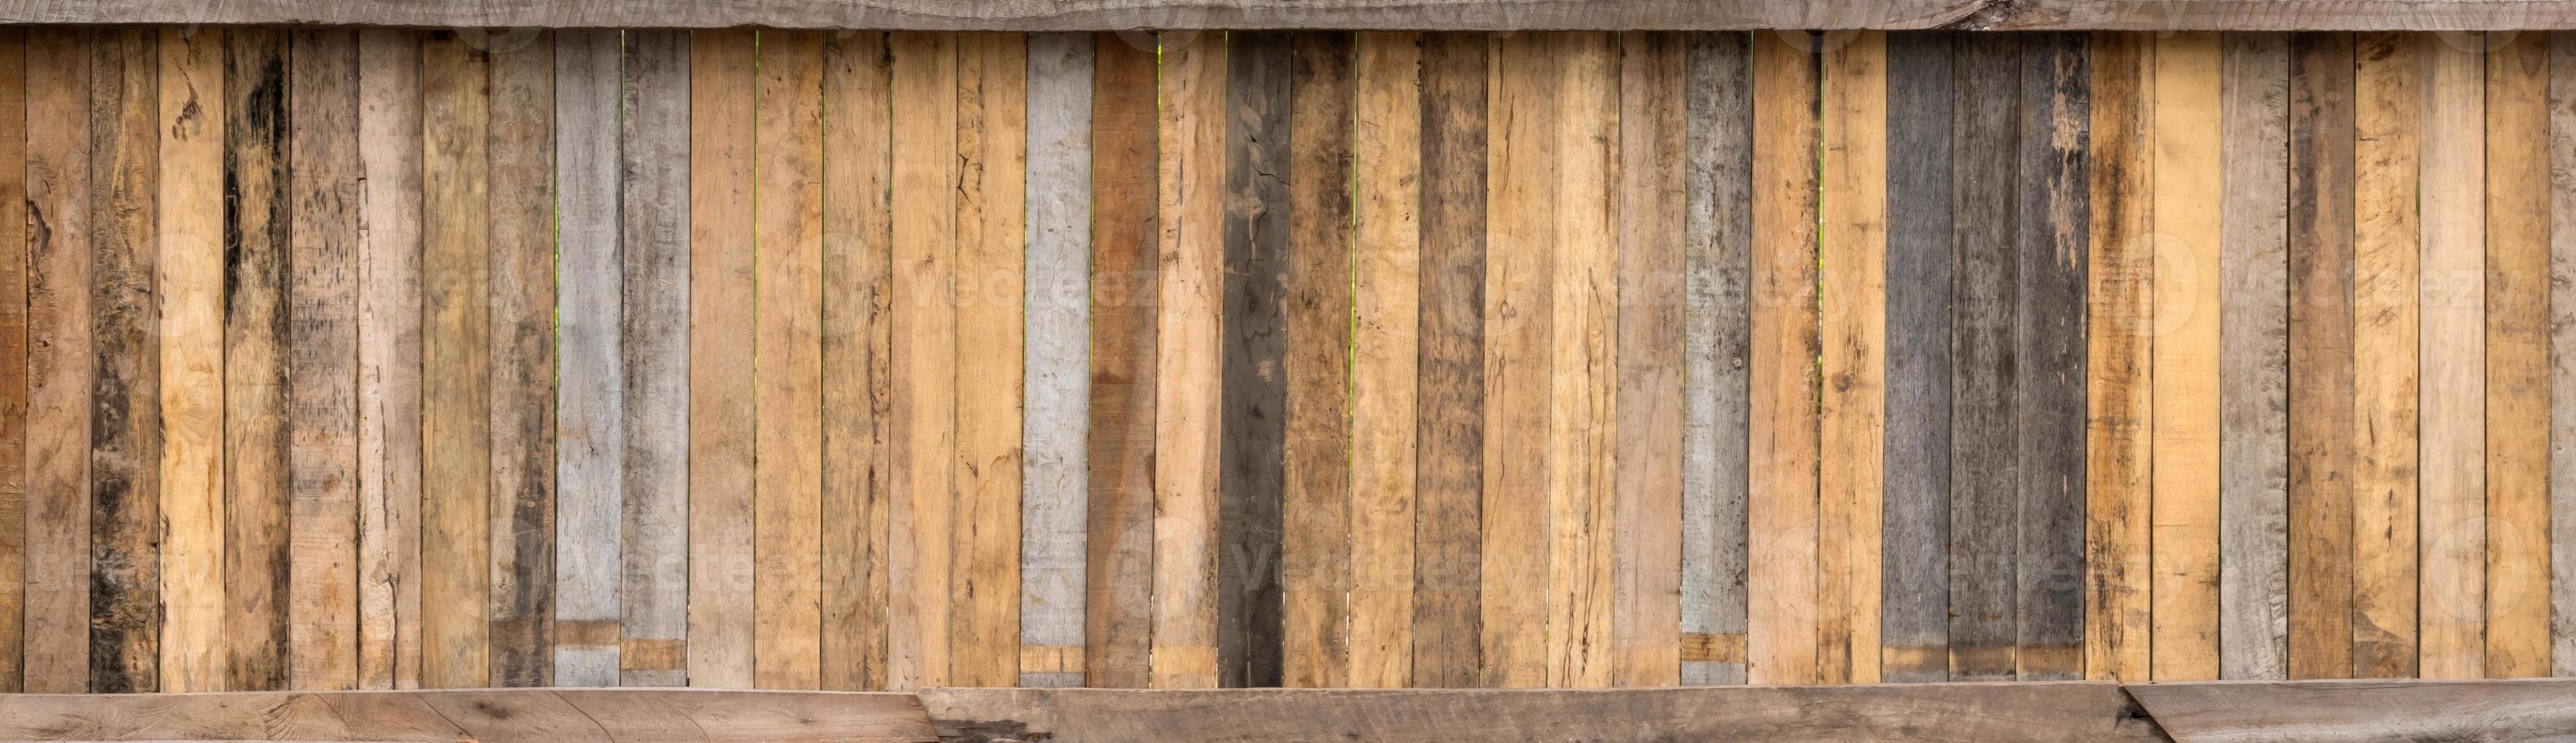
[
  {"x1": 21, "y1": 27, "x2": 92, "y2": 694},
  {"x1": 2286, "y1": 30, "x2": 2356, "y2": 681},
  {"x1": 1280, "y1": 29, "x2": 1353, "y2": 689},
  {"x1": 2014, "y1": 30, "x2": 2089, "y2": 682},
  {"x1": 287, "y1": 28, "x2": 364, "y2": 690},
  {"x1": 227, "y1": 27, "x2": 295, "y2": 692},
  {"x1": 1879, "y1": 29, "x2": 1952, "y2": 685},
  {"x1": 1218, "y1": 30, "x2": 1290, "y2": 690},
  {"x1": 2085, "y1": 30, "x2": 2155, "y2": 683},
  {"x1": 486, "y1": 33, "x2": 557, "y2": 688},
  {"x1": 2216, "y1": 31, "x2": 2289, "y2": 682},
  {"x1": 619, "y1": 29, "x2": 693, "y2": 688},
  {"x1": 2128, "y1": 679, "x2": 2576, "y2": 742},
  {"x1": 0, "y1": 688, "x2": 937, "y2": 742},
  {"x1": 0, "y1": 27, "x2": 27, "y2": 695},
  {"x1": 1947, "y1": 31, "x2": 2020, "y2": 682},
  {"x1": 1411, "y1": 30, "x2": 1485, "y2": 690},
  {"x1": 1085, "y1": 30, "x2": 1158, "y2": 690},
  {"x1": 922, "y1": 685, "x2": 2167, "y2": 743},
  {"x1": 85, "y1": 26, "x2": 158, "y2": 694},
  {"x1": 1680, "y1": 30, "x2": 1751, "y2": 688}
]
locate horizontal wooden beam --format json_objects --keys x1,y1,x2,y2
[
  {"x1": 8, "y1": 0, "x2": 2576, "y2": 30},
  {"x1": 0, "y1": 688, "x2": 937, "y2": 742},
  {"x1": 2127, "y1": 679, "x2": 2576, "y2": 743}
]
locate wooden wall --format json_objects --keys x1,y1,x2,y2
[{"x1": 0, "y1": 27, "x2": 2569, "y2": 692}]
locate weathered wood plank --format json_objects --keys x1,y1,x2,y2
[
  {"x1": 2128, "y1": 678, "x2": 2576, "y2": 742},
  {"x1": 356, "y1": 28, "x2": 425, "y2": 691},
  {"x1": 288, "y1": 27, "x2": 362, "y2": 691},
  {"x1": 1615, "y1": 29, "x2": 1687, "y2": 689},
  {"x1": 2216, "y1": 30, "x2": 2288, "y2": 682},
  {"x1": 1482, "y1": 30, "x2": 1555, "y2": 689},
  {"x1": 1948, "y1": 31, "x2": 2019, "y2": 682},
  {"x1": 754, "y1": 28, "x2": 826, "y2": 691},
  {"x1": 1021, "y1": 30, "x2": 1092, "y2": 691},
  {"x1": 20, "y1": 30, "x2": 91, "y2": 692},
  {"x1": 0, "y1": 689, "x2": 937, "y2": 742},
  {"x1": 1815, "y1": 28, "x2": 1884, "y2": 688},
  {"x1": 1546, "y1": 30, "x2": 1615, "y2": 690},
  {"x1": 486, "y1": 33, "x2": 556, "y2": 688},
  {"x1": 1349, "y1": 29, "x2": 1416, "y2": 691},
  {"x1": 1217, "y1": 30, "x2": 1287, "y2": 690},
  {"x1": 2554, "y1": 30, "x2": 2576, "y2": 679},
  {"x1": 686, "y1": 28, "x2": 757, "y2": 689},
  {"x1": 419, "y1": 32, "x2": 490, "y2": 690},
  {"x1": 1282, "y1": 29, "x2": 1354, "y2": 691},
  {"x1": 2084, "y1": 30, "x2": 2154, "y2": 683},
  {"x1": 821, "y1": 29, "x2": 890, "y2": 693},
  {"x1": 953, "y1": 30, "x2": 1027, "y2": 689},
  {"x1": 2418, "y1": 30, "x2": 2485, "y2": 682},
  {"x1": 1153, "y1": 29, "x2": 1225, "y2": 690},
  {"x1": 1681, "y1": 30, "x2": 1750, "y2": 688},
  {"x1": 86, "y1": 26, "x2": 159, "y2": 694},
  {"x1": 2016, "y1": 30, "x2": 2089, "y2": 682},
  {"x1": 1412, "y1": 30, "x2": 1484, "y2": 690},
  {"x1": 551, "y1": 27, "x2": 622, "y2": 689},
  {"x1": 2286, "y1": 30, "x2": 2358, "y2": 682},
  {"x1": 2486, "y1": 30, "x2": 2552, "y2": 681},
  {"x1": 923, "y1": 684, "x2": 2165, "y2": 743},
  {"x1": 0, "y1": 27, "x2": 27, "y2": 695},
  {"x1": 1960, "y1": 0, "x2": 2576, "y2": 30},
  {"x1": 227, "y1": 28, "x2": 294, "y2": 692},
  {"x1": 2349, "y1": 30, "x2": 2421, "y2": 680},
  {"x1": 1880, "y1": 29, "x2": 1951, "y2": 685},
  {"x1": 1084, "y1": 30, "x2": 1158, "y2": 691},
  {"x1": 2151, "y1": 30, "x2": 2223, "y2": 682},
  {"x1": 888, "y1": 30, "x2": 960, "y2": 691},
  {"x1": 1744, "y1": 30, "x2": 1818, "y2": 687},
  {"x1": 619, "y1": 29, "x2": 690, "y2": 689}
]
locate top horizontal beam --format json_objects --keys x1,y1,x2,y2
[{"x1": 23, "y1": 0, "x2": 2576, "y2": 30}]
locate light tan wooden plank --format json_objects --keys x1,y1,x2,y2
[
  {"x1": 821, "y1": 30, "x2": 892, "y2": 692},
  {"x1": 1543, "y1": 30, "x2": 1616, "y2": 690},
  {"x1": 887, "y1": 30, "x2": 960, "y2": 691},
  {"x1": 2418, "y1": 30, "x2": 2486, "y2": 682},
  {"x1": 686, "y1": 28, "x2": 757, "y2": 689},
  {"x1": 157, "y1": 25, "x2": 226, "y2": 694},
  {"x1": 1283, "y1": 30, "x2": 1355, "y2": 691},
  {"x1": 356, "y1": 28, "x2": 425, "y2": 691},
  {"x1": 288, "y1": 28, "x2": 362, "y2": 691},
  {"x1": 2350, "y1": 30, "x2": 2422, "y2": 680},
  {"x1": 754, "y1": 28, "x2": 826, "y2": 691},
  {"x1": 1482, "y1": 30, "x2": 1554, "y2": 689},
  {"x1": 953, "y1": 30, "x2": 1026, "y2": 689},
  {"x1": 1613, "y1": 29, "x2": 1687, "y2": 690},
  {"x1": 2150, "y1": 30, "x2": 2223, "y2": 682},
  {"x1": 1816, "y1": 29, "x2": 1885, "y2": 687},
  {"x1": 1152, "y1": 29, "x2": 1224, "y2": 691},
  {"x1": 419, "y1": 31, "x2": 490, "y2": 690},
  {"x1": 1746, "y1": 29, "x2": 1819, "y2": 687},
  {"x1": 1349, "y1": 29, "x2": 1418, "y2": 691},
  {"x1": 2484, "y1": 30, "x2": 2551, "y2": 680}
]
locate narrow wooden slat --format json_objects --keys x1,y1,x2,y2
[
  {"x1": 1482, "y1": 31, "x2": 1555, "y2": 689},
  {"x1": 1745, "y1": 30, "x2": 1819, "y2": 687},
  {"x1": 2128, "y1": 678, "x2": 2576, "y2": 742},
  {"x1": 2554, "y1": 30, "x2": 2576, "y2": 679},
  {"x1": 287, "y1": 28, "x2": 362, "y2": 691},
  {"x1": 86, "y1": 27, "x2": 159, "y2": 694},
  {"x1": 356, "y1": 28, "x2": 425, "y2": 690},
  {"x1": 2084, "y1": 30, "x2": 2154, "y2": 682},
  {"x1": 1614, "y1": 30, "x2": 1686, "y2": 689},
  {"x1": 619, "y1": 29, "x2": 691, "y2": 688},
  {"x1": 2349, "y1": 30, "x2": 2421, "y2": 679},
  {"x1": 551, "y1": 27, "x2": 621, "y2": 689},
  {"x1": 953, "y1": 30, "x2": 1027, "y2": 688},
  {"x1": 1815, "y1": 29, "x2": 1884, "y2": 687},
  {"x1": 1349, "y1": 30, "x2": 1416, "y2": 691},
  {"x1": 227, "y1": 28, "x2": 293, "y2": 691},
  {"x1": 2216, "y1": 30, "x2": 2289, "y2": 682},
  {"x1": 0, "y1": 27, "x2": 27, "y2": 694},
  {"x1": 1084, "y1": 30, "x2": 1157, "y2": 690},
  {"x1": 20, "y1": 27, "x2": 90, "y2": 694},
  {"x1": 1948, "y1": 32, "x2": 2019, "y2": 682},
  {"x1": 753, "y1": 28, "x2": 825, "y2": 691},
  {"x1": 1879, "y1": 29, "x2": 1952, "y2": 685},
  {"x1": 2485, "y1": 30, "x2": 2551, "y2": 680},
  {"x1": 1412, "y1": 30, "x2": 1486, "y2": 689},
  {"x1": 418, "y1": 31, "x2": 491, "y2": 690},
  {"x1": 1020, "y1": 30, "x2": 1092, "y2": 691},
  {"x1": 1681, "y1": 30, "x2": 1751, "y2": 687},
  {"x1": 887, "y1": 30, "x2": 959, "y2": 691},
  {"x1": 1282, "y1": 30, "x2": 1353, "y2": 690},
  {"x1": 1152, "y1": 29, "x2": 1225, "y2": 691},
  {"x1": 2418, "y1": 30, "x2": 2485, "y2": 682},
  {"x1": 686, "y1": 28, "x2": 757, "y2": 690},
  {"x1": 1544, "y1": 30, "x2": 1615, "y2": 691},
  {"x1": 819, "y1": 30, "x2": 890, "y2": 692},
  {"x1": 1216, "y1": 30, "x2": 1287, "y2": 690},
  {"x1": 486, "y1": 33, "x2": 556, "y2": 688},
  {"x1": 2150, "y1": 30, "x2": 2223, "y2": 682},
  {"x1": 2286, "y1": 30, "x2": 2358, "y2": 682},
  {"x1": 2015, "y1": 31, "x2": 2089, "y2": 682},
  {"x1": 0, "y1": 688, "x2": 939, "y2": 743}
]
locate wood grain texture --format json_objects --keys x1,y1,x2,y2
[
  {"x1": 888, "y1": 30, "x2": 960, "y2": 691},
  {"x1": 1349, "y1": 29, "x2": 1416, "y2": 691},
  {"x1": 486, "y1": 34, "x2": 556, "y2": 688},
  {"x1": 1544, "y1": 31, "x2": 1615, "y2": 690},
  {"x1": 552, "y1": 27, "x2": 622, "y2": 689},
  {"x1": 2084, "y1": 30, "x2": 2154, "y2": 683},
  {"x1": 2286, "y1": 30, "x2": 2358, "y2": 682},
  {"x1": 1412, "y1": 30, "x2": 1486, "y2": 690},
  {"x1": 288, "y1": 27, "x2": 362, "y2": 691},
  {"x1": 1152, "y1": 29, "x2": 1225, "y2": 690},
  {"x1": 619, "y1": 29, "x2": 691, "y2": 688},
  {"x1": 0, "y1": 27, "x2": 26, "y2": 695},
  {"x1": 1815, "y1": 29, "x2": 1884, "y2": 688},
  {"x1": 754, "y1": 29, "x2": 826, "y2": 691},
  {"x1": 953, "y1": 30, "x2": 1027, "y2": 688},
  {"x1": 821, "y1": 30, "x2": 889, "y2": 692},
  {"x1": 2151, "y1": 30, "x2": 2223, "y2": 682},
  {"x1": 2484, "y1": 30, "x2": 2551, "y2": 681},
  {"x1": 21, "y1": 30, "x2": 89, "y2": 692},
  {"x1": 418, "y1": 31, "x2": 490, "y2": 690},
  {"x1": 227, "y1": 28, "x2": 293, "y2": 692},
  {"x1": 1022, "y1": 30, "x2": 1092, "y2": 691},
  {"x1": 1482, "y1": 30, "x2": 1555, "y2": 689},
  {"x1": 356, "y1": 28, "x2": 425, "y2": 691},
  {"x1": 1084, "y1": 30, "x2": 1157, "y2": 691},
  {"x1": 1880, "y1": 29, "x2": 1951, "y2": 685},
  {"x1": 2349, "y1": 30, "x2": 2421, "y2": 680},
  {"x1": 1948, "y1": 31, "x2": 2019, "y2": 682},
  {"x1": 1744, "y1": 30, "x2": 1819, "y2": 687},
  {"x1": 1681, "y1": 30, "x2": 1751, "y2": 688},
  {"x1": 1217, "y1": 30, "x2": 1286, "y2": 690},
  {"x1": 2016, "y1": 30, "x2": 2089, "y2": 682},
  {"x1": 86, "y1": 27, "x2": 158, "y2": 694},
  {"x1": 686, "y1": 28, "x2": 757, "y2": 689},
  {"x1": 1615, "y1": 29, "x2": 1686, "y2": 689},
  {"x1": 2128, "y1": 678, "x2": 2576, "y2": 743},
  {"x1": 0, "y1": 689, "x2": 938, "y2": 742},
  {"x1": 1282, "y1": 30, "x2": 1354, "y2": 691},
  {"x1": 2216, "y1": 30, "x2": 2288, "y2": 682},
  {"x1": 2417, "y1": 31, "x2": 2484, "y2": 681},
  {"x1": 2555, "y1": 30, "x2": 2576, "y2": 679}
]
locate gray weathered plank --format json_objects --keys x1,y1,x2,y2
[
  {"x1": 2014, "y1": 30, "x2": 2088, "y2": 682},
  {"x1": 1947, "y1": 31, "x2": 2019, "y2": 682},
  {"x1": 487, "y1": 33, "x2": 559, "y2": 688},
  {"x1": 2127, "y1": 679, "x2": 2576, "y2": 742},
  {"x1": 0, "y1": 689, "x2": 936, "y2": 742},
  {"x1": 1680, "y1": 30, "x2": 1750, "y2": 688},
  {"x1": 1880, "y1": 29, "x2": 1952, "y2": 685},
  {"x1": 2217, "y1": 31, "x2": 2290, "y2": 682},
  {"x1": 1217, "y1": 30, "x2": 1290, "y2": 689},
  {"x1": 2554, "y1": 30, "x2": 2576, "y2": 678},
  {"x1": 620, "y1": 29, "x2": 691, "y2": 688},
  {"x1": 1021, "y1": 30, "x2": 1092, "y2": 690},
  {"x1": 554, "y1": 28, "x2": 623, "y2": 688}
]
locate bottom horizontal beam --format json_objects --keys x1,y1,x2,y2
[{"x1": 0, "y1": 688, "x2": 936, "y2": 743}]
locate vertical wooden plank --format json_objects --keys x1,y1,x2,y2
[
  {"x1": 619, "y1": 29, "x2": 690, "y2": 689},
  {"x1": 1615, "y1": 30, "x2": 1686, "y2": 689},
  {"x1": 1547, "y1": 30, "x2": 1615, "y2": 691},
  {"x1": 1413, "y1": 30, "x2": 1487, "y2": 690},
  {"x1": 685, "y1": 28, "x2": 755, "y2": 690},
  {"x1": 2418, "y1": 30, "x2": 2485, "y2": 682},
  {"x1": 288, "y1": 28, "x2": 361, "y2": 691},
  {"x1": 2350, "y1": 30, "x2": 2423, "y2": 679},
  {"x1": 2217, "y1": 31, "x2": 2289, "y2": 682},
  {"x1": 87, "y1": 27, "x2": 159, "y2": 694},
  {"x1": 1948, "y1": 32, "x2": 2020, "y2": 682},
  {"x1": 418, "y1": 32, "x2": 490, "y2": 690},
  {"x1": 0, "y1": 27, "x2": 22, "y2": 696},
  {"x1": 485, "y1": 33, "x2": 555, "y2": 689},
  {"x1": 2086, "y1": 30, "x2": 2155, "y2": 682},
  {"x1": 1350, "y1": 29, "x2": 1416, "y2": 691},
  {"x1": 953, "y1": 30, "x2": 1026, "y2": 689},
  {"x1": 820, "y1": 30, "x2": 890, "y2": 693},
  {"x1": 2287, "y1": 30, "x2": 2358, "y2": 682},
  {"x1": 2485, "y1": 30, "x2": 2551, "y2": 681},
  {"x1": 1681, "y1": 31, "x2": 1751, "y2": 687},
  {"x1": 1153, "y1": 29, "x2": 1224, "y2": 691},
  {"x1": 2016, "y1": 31, "x2": 2090, "y2": 683},
  {"x1": 2554, "y1": 30, "x2": 2576, "y2": 679},
  {"x1": 1747, "y1": 30, "x2": 1819, "y2": 687},
  {"x1": 1816, "y1": 29, "x2": 1884, "y2": 688},
  {"x1": 1084, "y1": 30, "x2": 1157, "y2": 691},
  {"x1": 226, "y1": 28, "x2": 292, "y2": 692},
  {"x1": 1880, "y1": 30, "x2": 1952, "y2": 686},
  {"x1": 21, "y1": 27, "x2": 89, "y2": 695},
  {"x1": 1283, "y1": 30, "x2": 1354, "y2": 691},
  {"x1": 1482, "y1": 31, "x2": 1555, "y2": 689},
  {"x1": 2151, "y1": 30, "x2": 2223, "y2": 682},
  {"x1": 753, "y1": 28, "x2": 824, "y2": 691},
  {"x1": 551, "y1": 27, "x2": 621, "y2": 689},
  {"x1": 356, "y1": 29, "x2": 424, "y2": 691},
  {"x1": 887, "y1": 30, "x2": 958, "y2": 691},
  {"x1": 1217, "y1": 30, "x2": 1286, "y2": 690},
  {"x1": 1020, "y1": 30, "x2": 1092, "y2": 691}
]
